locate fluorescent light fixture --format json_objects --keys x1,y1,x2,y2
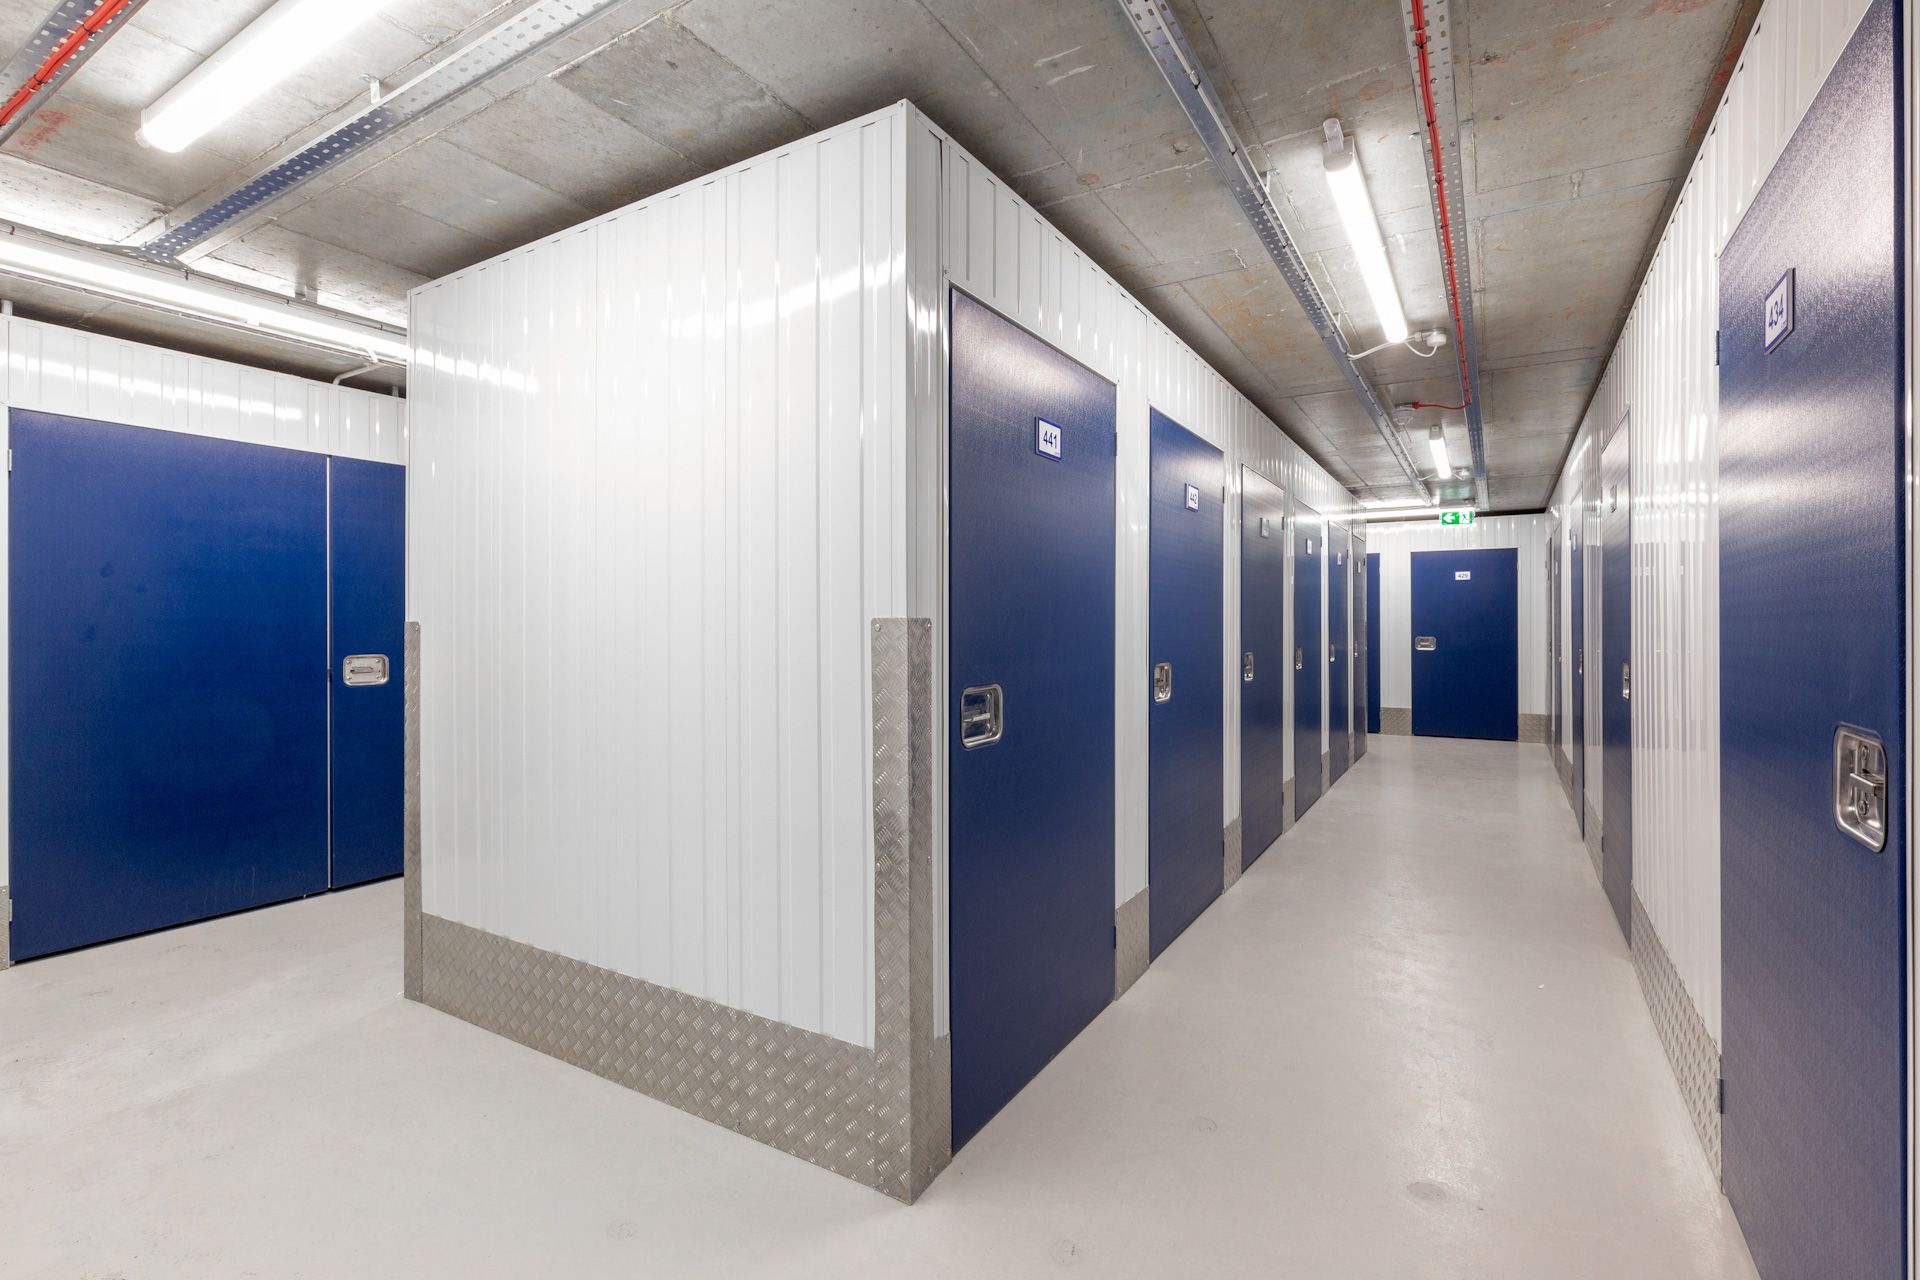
[
  {"x1": 1322, "y1": 119, "x2": 1408, "y2": 345},
  {"x1": 0, "y1": 228, "x2": 408, "y2": 364},
  {"x1": 1362, "y1": 498, "x2": 1437, "y2": 513},
  {"x1": 1428, "y1": 424, "x2": 1451, "y2": 478},
  {"x1": 140, "y1": 0, "x2": 390, "y2": 153}
]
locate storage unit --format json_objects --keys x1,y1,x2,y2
[
  {"x1": 0, "y1": 316, "x2": 407, "y2": 965},
  {"x1": 405, "y1": 101, "x2": 1363, "y2": 1201}
]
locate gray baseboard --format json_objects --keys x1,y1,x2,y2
[
  {"x1": 1223, "y1": 817, "x2": 1243, "y2": 892},
  {"x1": 1630, "y1": 892, "x2": 1722, "y2": 1178},
  {"x1": 406, "y1": 617, "x2": 949, "y2": 1203},
  {"x1": 1115, "y1": 888, "x2": 1150, "y2": 998},
  {"x1": 1380, "y1": 707, "x2": 1412, "y2": 735},
  {"x1": 1518, "y1": 712, "x2": 1550, "y2": 744}
]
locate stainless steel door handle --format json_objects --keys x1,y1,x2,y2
[
  {"x1": 959, "y1": 684, "x2": 1004, "y2": 749},
  {"x1": 1153, "y1": 662, "x2": 1173, "y2": 703},
  {"x1": 1415, "y1": 636, "x2": 1436, "y2": 652},
  {"x1": 342, "y1": 654, "x2": 390, "y2": 686},
  {"x1": 1294, "y1": 647, "x2": 1304, "y2": 670},
  {"x1": 1242, "y1": 651, "x2": 1255, "y2": 682}
]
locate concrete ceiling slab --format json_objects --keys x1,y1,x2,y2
[{"x1": 0, "y1": 0, "x2": 1761, "y2": 510}]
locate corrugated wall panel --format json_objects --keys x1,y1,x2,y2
[
  {"x1": 409, "y1": 111, "x2": 906, "y2": 1050},
  {"x1": 1367, "y1": 516, "x2": 1550, "y2": 716},
  {"x1": 0, "y1": 314, "x2": 405, "y2": 893},
  {"x1": 1548, "y1": 0, "x2": 1871, "y2": 1043}
]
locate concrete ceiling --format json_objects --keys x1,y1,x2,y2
[{"x1": 0, "y1": 0, "x2": 1757, "y2": 510}]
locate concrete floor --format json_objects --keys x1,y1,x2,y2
[{"x1": 0, "y1": 735, "x2": 1756, "y2": 1279}]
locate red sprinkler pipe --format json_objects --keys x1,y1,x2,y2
[
  {"x1": 1410, "y1": 399, "x2": 1466, "y2": 411},
  {"x1": 0, "y1": 0, "x2": 136, "y2": 129},
  {"x1": 1408, "y1": 0, "x2": 1474, "y2": 412}
]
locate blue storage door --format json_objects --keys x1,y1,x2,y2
[
  {"x1": 1239, "y1": 468, "x2": 1287, "y2": 868},
  {"x1": 9, "y1": 411, "x2": 329, "y2": 960},
  {"x1": 1409, "y1": 548, "x2": 1518, "y2": 742},
  {"x1": 1292, "y1": 508, "x2": 1324, "y2": 816},
  {"x1": 1599, "y1": 428, "x2": 1632, "y2": 938},
  {"x1": 1327, "y1": 526, "x2": 1351, "y2": 783},
  {"x1": 1147, "y1": 411, "x2": 1223, "y2": 957},
  {"x1": 1570, "y1": 520, "x2": 1585, "y2": 826},
  {"x1": 1718, "y1": 4, "x2": 1904, "y2": 1275},
  {"x1": 329, "y1": 458, "x2": 407, "y2": 888},
  {"x1": 1366, "y1": 552, "x2": 1382, "y2": 735},
  {"x1": 1352, "y1": 541, "x2": 1368, "y2": 761},
  {"x1": 947, "y1": 292, "x2": 1116, "y2": 1149}
]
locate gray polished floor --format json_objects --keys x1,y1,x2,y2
[{"x1": 0, "y1": 736, "x2": 1756, "y2": 1278}]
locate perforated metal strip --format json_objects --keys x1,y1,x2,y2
[
  {"x1": 1117, "y1": 0, "x2": 1431, "y2": 500},
  {"x1": 0, "y1": 0, "x2": 151, "y2": 147},
  {"x1": 140, "y1": 0, "x2": 625, "y2": 261}
]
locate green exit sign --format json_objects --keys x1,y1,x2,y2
[{"x1": 1438, "y1": 509, "x2": 1476, "y2": 526}]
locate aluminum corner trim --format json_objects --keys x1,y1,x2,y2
[
  {"x1": 403, "y1": 620, "x2": 422, "y2": 1001},
  {"x1": 1115, "y1": 888, "x2": 1150, "y2": 998}
]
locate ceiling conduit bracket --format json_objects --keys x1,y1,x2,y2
[
  {"x1": 1401, "y1": 0, "x2": 1490, "y2": 510},
  {"x1": 137, "y1": 0, "x2": 630, "y2": 262},
  {"x1": 1117, "y1": 0, "x2": 1432, "y2": 502},
  {"x1": 0, "y1": 0, "x2": 151, "y2": 148}
]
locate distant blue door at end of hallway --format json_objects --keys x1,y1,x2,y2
[
  {"x1": 1410, "y1": 548, "x2": 1518, "y2": 742},
  {"x1": 1327, "y1": 526, "x2": 1352, "y2": 783},
  {"x1": 1366, "y1": 552, "x2": 1382, "y2": 735}
]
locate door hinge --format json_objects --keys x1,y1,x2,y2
[
  {"x1": 1713, "y1": 330, "x2": 1720, "y2": 367},
  {"x1": 1111, "y1": 431, "x2": 1118, "y2": 457},
  {"x1": 1717, "y1": 1076, "x2": 1726, "y2": 1114},
  {"x1": 1111, "y1": 924, "x2": 1118, "y2": 949}
]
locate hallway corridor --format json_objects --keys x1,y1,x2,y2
[{"x1": 0, "y1": 737, "x2": 1756, "y2": 1278}]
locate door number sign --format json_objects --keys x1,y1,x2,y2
[
  {"x1": 1765, "y1": 269, "x2": 1795, "y2": 352},
  {"x1": 1455, "y1": 570, "x2": 1471, "y2": 581},
  {"x1": 1035, "y1": 418, "x2": 1063, "y2": 460},
  {"x1": 1185, "y1": 484, "x2": 1200, "y2": 511}
]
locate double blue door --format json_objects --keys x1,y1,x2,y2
[
  {"x1": 1351, "y1": 541, "x2": 1368, "y2": 761},
  {"x1": 1239, "y1": 469, "x2": 1287, "y2": 868},
  {"x1": 1148, "y1": 411, "x2": 1222, "y2": 957},
  {"x1": 1410, "y1": 548, "x2": 1518, "y2": 742},
  {"x1": 948, "y1": 292, "x2": 1116, "y2": 1149},
  {"x1": 9, "y1": 411, "x2": 405, "y2": 960},
  {"x1": 1292, "y1": 508, "x2": 1323, "y2": 817},
  {"x1": 1718, "y1": 3, "x2": 1904, "y2": 1275}
]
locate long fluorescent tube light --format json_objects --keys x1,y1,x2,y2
[
  {"x1": 140, "y1": 0, "x2": 390, "y2": 153},
  {"x1": 1362, "y1": 498, "x2": 1437, "y2": 513},
  {"x1": 1322, "y1": 119, "x2": 1408, "y2": 345},
  {"x1": 1428, "y1": 425, "x2": 1451, "y2": 479},
  {"x1": 0, "y1": 227, "x2": 408, "y2": 364}
]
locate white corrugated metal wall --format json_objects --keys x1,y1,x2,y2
[
  {"x1": 1366, "y1": 515, "x2": 1550, "y2": 717},
  {"x1": 0, "y1": 313, "x2": 406, "y2": 895},
  {"x1": 411, "y1": 110, "x2": 908, "y2": 1051},
  {"x1": 1549, "y1": 0, "x2": 1873, "y2": 1043},
  {"x1": 411, "y1": 101, "x2": 1366, "y2": 1050}
]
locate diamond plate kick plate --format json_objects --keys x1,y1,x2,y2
[{"x1": 410, "y1": 618, "x2": 948, "y2": 1201}]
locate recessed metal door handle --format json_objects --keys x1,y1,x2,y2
[
  {"x1": 1242, "y1": 651, "x2": 1255, "y2": 682},
  {"x1": 1834, "y1": 727, "x2": 1887, "y2": 852},
  {"x1": 1294, "y1": 647, "x2": 1304, "y2": 670},
  {"x1": 1415, "y1": 636, "x2": 1437, "y2": 652},
  {"x1": 1153, "y1": 662, "x2": 1173, "y2": 703},
  {"x1": 1621, "y1": 661, "x2": 1630, "y2": 700},
  {"x1": 1329, "y1": 642, "x2": 1337, "y2": 664},
  {"x1": 342, "y1": 654, "x2": 389, "y2": 686},
  {"x1": 959, "y1": 684, "x2": 1004, "y2": 749}
]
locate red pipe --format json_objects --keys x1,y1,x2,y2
[
  {"x1": 1411, "y1": 399, "x2": 1466, "y2": 411},
  {"x1": 0, "y1": 0, "x2": 135, "y2": 129},
  {"x1": 1408, "y1": 0, "x2": 1474, "y2": 412}
]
